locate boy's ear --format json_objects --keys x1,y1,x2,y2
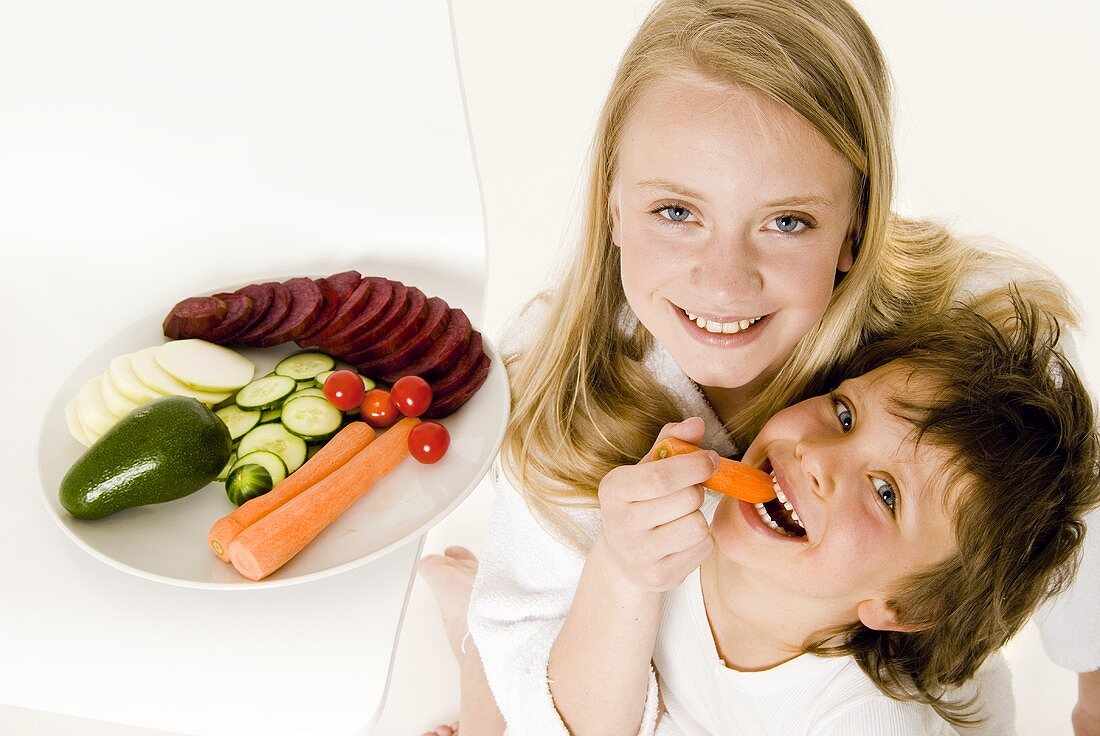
[{"x1": 856, "y1": 598, "x2": 924, "y2": 633}]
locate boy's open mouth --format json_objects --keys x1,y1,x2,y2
[{"x1": 754, "y1": 461, "x2": 807, "y2": 538}]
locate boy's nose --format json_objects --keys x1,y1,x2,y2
[{"x1": 794, "y1": 439, "x2": 833, "y2": 499}]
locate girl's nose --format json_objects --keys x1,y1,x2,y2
[{"x1": 689, "y1": 230, "x2": 763, "y2": 300}]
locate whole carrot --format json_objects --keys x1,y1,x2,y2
[
  {"x1": 207, "y1": 421, "x2": 376, "y2": 561},
  {"x1": 228, "y1": 416, "x2": 420, "y2": 581},
  {"x1": 651, "y1": 437, "x2": 775, "y2": 504}
]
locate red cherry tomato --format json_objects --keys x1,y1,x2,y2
[
  {"x1": 323, "y1": 370, "x2": 366, "y2": 411},
  {"x1": 408, "y1": 421, "x2": 449, "y2": 464},
  {"x1": 391, "y1": 375, "x2": 433, "y2": 417},
  {"x1": 360, "y1": 388, "x2": 399, "y2": 428}
]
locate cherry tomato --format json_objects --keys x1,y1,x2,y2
[
  {"x1": 391, "y1": 375, "x2": 433, "y2": 417},
  {"x1": 360, "y1": 388, "x2": 400, "y2": 428},
  {"x1": 323, "y1": 370, "x2": 366, "y2": 411},
  {"x1": 408, "y1": 421, "x2": 449, "y2": 464}
]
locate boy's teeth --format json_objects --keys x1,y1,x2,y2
[
  {"x1": 768, "y1": 471, "x2": 806, "y2": 532},
  {"x1": 684, "y1": 311, "x2": 763, "y2": 334}
]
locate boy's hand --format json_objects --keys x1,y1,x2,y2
[{"x1": 595, "y1": 417, "x2": 716, "y2": 595}]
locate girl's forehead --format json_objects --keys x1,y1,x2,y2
[{"x1": 615, "y1": 74, "x2": 856, "y2": 200}]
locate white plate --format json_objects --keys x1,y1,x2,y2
[{"x1": 36, "y1": 279, "x2": 509, "y2": 589}]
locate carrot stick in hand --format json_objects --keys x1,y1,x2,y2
[
  {"x1": 228, "y1": 416, "x2": 420, "y2": 581},
  {"x1": 207, "y1": 421, "x2": 376, "y2": 561},
  {"x1": 651, "y1": 437, "x2": 775, "y2": 503}
]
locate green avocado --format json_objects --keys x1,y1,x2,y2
[{"x1": 60, "y1": 395, "x2": 232, "y2": 520}]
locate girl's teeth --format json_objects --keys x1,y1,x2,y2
[{"x1": 684, "y1": 311, "x2": 763, "y2": 334}]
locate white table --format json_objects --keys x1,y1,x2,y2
[{"x1": 0, "y1": 1, "x2": 485, "y2": 733}]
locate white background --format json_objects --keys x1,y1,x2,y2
[{"x1": 3, "y1": 0, "x2": 1097, "y2": 734}]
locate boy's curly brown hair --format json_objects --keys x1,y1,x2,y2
[{"x1": 800, "y1": 289, "x2": 1100, "y2": 726}]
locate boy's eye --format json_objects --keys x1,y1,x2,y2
[
  {"x1": 832, "y1": 395, "x2": 853, "y2": 432},
  {"x1": 765, "y1": 214, "x2": 811, "y2": 234},
  {"x1": 873, "y1": 477, "x2": 897, "y2": 513}
]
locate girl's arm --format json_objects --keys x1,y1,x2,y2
[
  {"x1": 548, "y1": 532, "x2": 666, "y2": 736},
  {"x1": 547, "y1": 418, "x2": 716, "y2": 736},
  {"x1": 468, "y1": 463, "x2": 664, "y2": 736}
]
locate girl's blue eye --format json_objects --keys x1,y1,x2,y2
[
  {"x1": 768, "y1": 214, "x2": 809, "y2": 234},
  {"x1": 833, "y1": 396, "x2": 853, "y2": 432},
  {"x1": 657, "y1": 205, "x2": 693, "y2": 223},
  {"x1": 873, "y1": 477, "x2": 897, "y2": 513}
]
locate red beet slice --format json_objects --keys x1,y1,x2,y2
[
  {"x1": 231, "y1": 283, "x2": 275, "y2": 338},
  {"x1": 340, "y1": 285, "x2": 424, "y2": 362},
  {"x1": 206, "y1": 293, "x2": 255, "y2": 342},
  {"x1": 252, "y1": 277, "x2": 323, "y2": 347},
  {"x1": 236, "y1": 282, "x2": 292, "y2": 346},
  {"x1": 422, "y1": 353, "x2": 490, "y2": 419},
  {"x1": 163, "y1": 296, "x2": 228, "y2": 339},
  {"x1": 326, "y1": 270, "x2": 362, "y2": 300},
  {"x1": 381, "y1": 308, "x2": 472, "y2": 383},
  {"x1": 426, "y1": 331, "x2": 484, "y2": 396},
  {"x1": 354, "y1": 297, "x2": 449, "y2": 376},
  {"x1": 295, "y1": 278, "x2": 341, "y2": 342},
  {"x1": 326, "y1": 279, "x2": 410, "y2": 355},
  {"x1": 299, "y1": 278, "x2": 375, "y2": 348}
]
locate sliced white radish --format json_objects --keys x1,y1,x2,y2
[
  {"x1": 100, "y1": 372, "x2": 141, "y2": 418},
  {"x1": 65, "y1": 396, "x2": 93, "y2": 447},
  {"x1": 130, "y1": 346, "x2": 231, "y2": 404},
  {"x1": 76, "y1": 376, "x2": 116, "y2": 437},
  {"x1": 155, "y1": 339, "x2": 255, "y2": 392},
  {"x1": 108, "y1": 353, "x2": 160, "y2": 403}
]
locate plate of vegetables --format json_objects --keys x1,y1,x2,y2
[{"x1": 37, "y1": 271, "x2": 509, "y2": 589}]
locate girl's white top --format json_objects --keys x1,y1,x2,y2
[{"x1": 468, "y1": 288, "x2": 1099, "y2": 735}]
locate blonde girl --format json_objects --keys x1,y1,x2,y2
[{"x1": 419, "y1": 0, "x2": 1100, "y2": 733}]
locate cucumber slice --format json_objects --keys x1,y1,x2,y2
[
  {"x1": 296, "y1": 380, "x2": 315, "y2": 390},
  {"x1": 215, "y1": 405, "x2": 262, "y2": 440},
  {"x1": 216, "y1": 452, "x2": 238, "y2": 482},
  {"x1": 237, "y1": 423, "x2": 307, "y2": 473},
  {"x1": 231, "y1": 450, "x2": 287, "y2": 485},
  {"x1": 275, "y1": 352, "x2": 336, "y2": 381},
  {"x1": 235, "y1": 375, "x2": 296, "y2": 411},
  {"x1": 260, "y1": 408, "x2": 282, "y2": 424},
  {"x1": 281, "y1": 395, "x2": 343, "y2": 442},
  {"x1": 286, "y1": 387, "x2": 326, "y2": 402},
  {"x1": 315, "y1": 370, "x2": 376, "y2": 392}
]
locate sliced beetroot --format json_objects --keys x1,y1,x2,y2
[
  {"x1": 347, "y1": 286, "x2": 425, "y2": 360},
  {"x1": 295, "y1": 278, "x2": 341, "y2": 342},
  {"x1": 299, "y1": 277, "x2": 375, "y2": 348},
  {"x1": 422, "y1": 353, "x2": 490, "y2": 419},
  {"x1": 206, "y1": 293, "x2": 255, "y2": 342},
  {"x1": 326, "y1": 270, "x2": 362, "y2": 300},
  {"x1": 163, "y1": 296, "x2": 228, "y2": 339},
  {"x1": 251, "y1": 277, "x2": 323, "y2": 347},
  {"x1": 426, "y1": 331, "x2": 484, "y2": 396},
  {"x1": 381, "y1": 308, "x2": 472, "y2": 383},
  {"x1": 354, "y1": 297, "x2": 449, "y2": 376},
  {"x1": 236, "y1": 282, "x2": 292, "y2": 346},
  {"x1": 326, "y1": 279, "x2": 409, "y2": 355},
  {"x1": 231, "y1": 283, "x2": 275, "y2": 337}
]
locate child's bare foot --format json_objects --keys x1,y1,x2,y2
[
  {"x1": 420, "y1": 722, "x2": 459, "y2": 736},
  {"x1": 418, "y1": 545, "x2": 479, "y2": 661}
]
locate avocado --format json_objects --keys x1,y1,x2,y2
[{"x1": 60, "y1": 395, "x2": 232, "y2": 519}]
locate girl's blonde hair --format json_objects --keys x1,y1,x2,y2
[{"x1": 501, "y1": 0, "x2": 1075, "y2": 723}]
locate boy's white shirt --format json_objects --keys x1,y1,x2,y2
[{"x1": 468, "y1": 284, "x2": 1100, "y2": 735}]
